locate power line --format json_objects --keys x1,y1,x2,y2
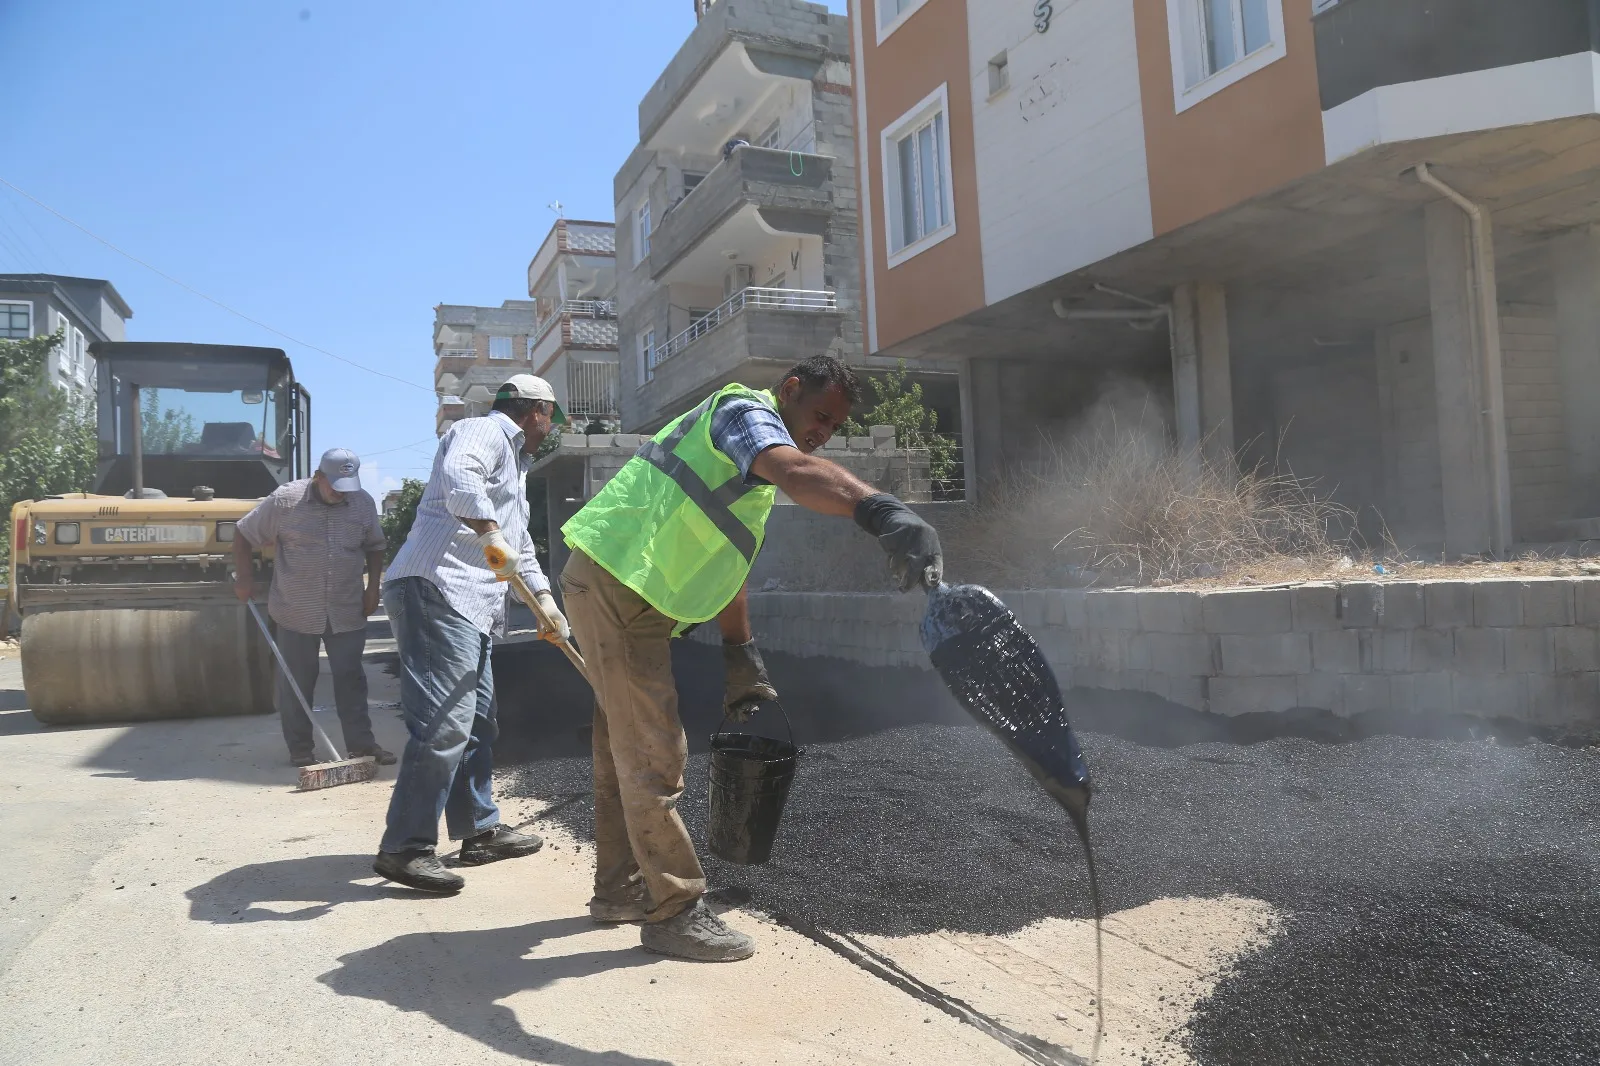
[
  {"x1": 360, "y1": 435, "x2": 440, "y2": 457},
  {"x1": 0, "y1": 175, "x2": 433, "y2": 394},
  {"x1": 1, "y1": 185, "x2": 68, "y2": 272}
]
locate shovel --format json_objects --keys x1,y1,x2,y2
[{"x1": 507, "y1": 572, "x2": 589, "y2": 681}]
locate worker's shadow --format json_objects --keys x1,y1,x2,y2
[
  {"x1": 318, "y1": 916, "x2": 675, "y2": 1066},
  {"x1": 186, "y1": 853, "x2": 417, "y2": 923}
]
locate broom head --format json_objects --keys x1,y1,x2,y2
[{"x1": 297, "y1": 756, "x2": 378, "y2": 791}]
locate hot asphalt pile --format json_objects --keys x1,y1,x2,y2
[{"x1": 493, "y1": 641, "x2": 1600, "y2": 1066}]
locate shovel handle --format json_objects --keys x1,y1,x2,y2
[{"x1": 507, "y1": 572, "x2": 590, "y2": 680}]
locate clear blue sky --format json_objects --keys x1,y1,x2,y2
[{"x1": 0, "y1": 0, "x2": 844, "y2": 494}]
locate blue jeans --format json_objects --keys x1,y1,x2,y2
[{"x1": 379, "y1": 577, "x2": 501, "y2": 854}]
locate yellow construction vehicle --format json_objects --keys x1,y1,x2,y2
[{"x1": 8, "y1": 341, "x2": 312, "y2": 724}]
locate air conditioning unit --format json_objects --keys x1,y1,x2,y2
[{"x1": 723, "y1": 264, "x2": 754, "y2": 298}]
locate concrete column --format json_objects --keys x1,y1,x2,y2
[
  {"x1": 1169, "y1": 283, "x2": 1202, "y2": 455},
  {"x1": 958, "y1": 359, "x2": 980, "y2": 502},
  {"x1": 1551, "y1": 226, "x2": 1600, "y2": 517},
  {"x1": 968, "y1": 358, "x2": 1005, "y2": 494},
  {"x1": 1196, "y1": 282, "x2": 1235, "y2": 466},
  {"x1": 1424, "y1": 199, "x2": 1510, "y2": 557}
]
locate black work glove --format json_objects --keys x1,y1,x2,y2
[
  {"x1": 723, "y1": 639, "x2": 778, "y2": 721},
  {"x1": 854, "y1": 493, "x2": 944, "y2": 592}
]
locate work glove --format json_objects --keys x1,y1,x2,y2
[
  {"x1": 723, "y1": 639, "x2": 778, "y2": 722},
  {"x1": 854, "y1": 493, "x2": 944, "y2": 592},
  {"x1": 474, "y1": 528, "x2": 518, "y2": 581},
  {"x1": 533, "y1": 590, "x2": 571, "y2": 645}
]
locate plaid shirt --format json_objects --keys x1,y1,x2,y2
[
  {"x1": 236, "y1": 479, "x2": 385, "y2": 635},
  {"x1": 708, "y1": 396, "x2": 796, "y2": 483}
]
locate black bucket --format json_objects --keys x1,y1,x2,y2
[{"x1": 707, "y1": 703, "x2": 798, "y2": 866}]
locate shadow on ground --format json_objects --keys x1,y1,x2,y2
[
  {"x1": 186, "y1": 854, "x2": 419, "y2": 923},
  {"x1": 316, "y1": 915, "x2": 674, "y2": 1066}
]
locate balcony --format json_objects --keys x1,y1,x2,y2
[
  {"x1": 648, "y1": 145, "x2": 833, "y2": 280},
  {"x1": 532, "y1": 300, "x2": 618, "y2": 347},
  {"x1": 1314, "y1": 0, "x2": 1596, "y2": 112},
  {"x1": 635, "y1": 286, "x2": 841, "y2": 430}
]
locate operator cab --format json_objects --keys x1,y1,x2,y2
[{"x1": 90, "y1": 342, "x2": 311, "y2": 500}]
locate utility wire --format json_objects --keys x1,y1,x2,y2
[
  {"x1": 1, "y1": 185, "x2": 68, "y2": 272},
  {"x1": 0, "y1": 176, "x2": 434, "y2": 394},
  {"x1": 360, "y1": 435, "x2": 440, "y2": 457}
]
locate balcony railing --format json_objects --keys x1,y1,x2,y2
[
  {"x1": 650, "y1": 287, "x2": 836, "y2": 372},
  {"x1": 568, "y1": 360, "x2": 621, "y2": 418},
  {"x1": 532, "y1": 299, "x2": 618, "y2": 346},
  {"x1": 440, "y1": 347, "x2": 476, "y2": 359}
]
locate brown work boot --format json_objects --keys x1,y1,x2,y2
[
  {"x1": 589, "y1": 884, "x2": 651, "y2": 923},
  {"x1": 640, "y1": 899, "x2": 756, "y2": 962}
]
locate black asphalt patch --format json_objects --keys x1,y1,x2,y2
[{"x1": 491, "y1": 641, "x2": 1600, "y2": 1066}]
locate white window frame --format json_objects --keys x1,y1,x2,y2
[
  {"x1": 638, "y1": 329, "x2": 655, "y2": 384},
  {"x1": 0, "y1": 301, "x2": 31, "y2": 339},
  {"x1": 876, "y1": 0, "x2": 929, "y2": 44},
  {"x1": 488, "y1": 335, "x2": 513, "y2": 360},
  {"x1": 880, "y1": 82, "x2": 957, "y2": 269},
  {"x1": 635, "y1": 201, "x2": 652, "y2": 264},
  {"x1": 1165, "y1": 0, "x2": 1287, "y2": 114}
]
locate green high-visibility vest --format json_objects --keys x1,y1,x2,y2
[{"x1": 562, "y1": 383, "x2": 779, "y2": 625}]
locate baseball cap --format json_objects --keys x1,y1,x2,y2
[
  {"x1": 318, "y1": 448, "x2": 363, "y2": 493},
  {"x1": 496, "y1": 374, "x2": 568, "y2": 424}
]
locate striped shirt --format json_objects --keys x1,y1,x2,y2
[
  {"x1": 386, "y1": 410, "x2": 550, "y2": 635},
  {"x1": 236, "y1": 478, "x2": 385, "y2": 635},
  {"x1": 708, "y1": 395, "x2": 797, "y2": 484}
]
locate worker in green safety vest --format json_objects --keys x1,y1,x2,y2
[{"x1": 559, "y1": 354, "x2": 943, "y2": 963}]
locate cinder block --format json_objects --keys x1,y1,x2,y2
[
  {"x1": 562, "y1": 435, "x2": 589, "y2": 449},
  {"x1": 1297, "y1": 672, "x2": 1344, "y2": 714},
  {"x1": 1575, "y1": 580, "x2": 1600, "y2": 624},
  {"x1": 1410, "y1": 629, "x2": 1455, "y2": 671},
  {"x1": 1165, "y1": 674, "x2": 1209, "y2": 711},
  {"x1": 1525, "y1": 672, "x2": 1600, "y2": 726},
  {"x1": 1408, "y1": 672, "x2": 1456, "y2": 714},
  {"x1": 1015, "y1": 591, "x2": 1047, "y2": 628},
  {"x1": 1342, "y1": 674, "x2": 1393, "y2": 716},
  {"x1": 1208, "y1": 675, "x2": 1298, "y2": 716},
  {"x1": 1504, "y1": 628, "x2": 1554, "y2": 673},
  {"x1": 1291, "y1": 584, "x2": 1340, "y2": 631},
  {"x1": 611, "y1": 433, "x2": 643, "y2": 449},
  {"x1": 1132, "y1": 633, "x2": 1215, "y2": 676},
  {"x1": 1474, "y1": 581, "x2": 1523, "y2": 627},
  {"x1": 1381, "y1": 583, "x2": 1426, "y2": 629},
  {"x1": 1454, "y1": 673, "x2": 1524, "y2": 717},
  {"x1": 1044, "y1": 592, "x2": 1067, "y2": 627},
  {"x1": 1137, "y1": 589, "x2": 1203, "y2": 633},
  {"x1": 1085, "y1": 590, "x2": 1140, "y2": 631},
  {"x1": 1340, "y1": 583, "x2": 1384, "y2": 628},
  {"x1": 1371, "y1": 630, "x2": 1411, "y2": 673},
  {"x1": 1219, "y1": 634, "x2": 1311, "y2": 675},
  {"x1": 822, "y1": 436, "x2": 846, "y2": 450},
  {"x1": 1060, "y1": 590, "x2": 1087, "y2": 629},
  {"x1": 1521, "y1": 579, "x2": 1575, "y2": 626},
  {"x1": 1554, "y1": 626, "x2": 1600, "y2": 673},
  {"x1": 1312, "y1": 630, "x2": 1361, "y2": 673},
  {"x1": 1454, "y1": 628, "x2": 1505, "y2": 673},
  {"x1": 1201, "y1": 588, "x2": 1291, "y2": 634},
  {"x1": 1425, "y1": 582, "x2": 1476, "y2": 628}
]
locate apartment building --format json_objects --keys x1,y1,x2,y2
[
  {"x1": 613, "y1": 0, "x2": 959, "y2": 434},
  {"x1": 525, "y1": 218, "x2": 621, "y2": 428},
  {"x1": 0, "y1": 273, "x2": 132, "y2": 404},
  {"x1": 851, "y1": 0, "x2": 1600, "y2": 556},
  {"x1": 431, "y1": 299, "x2": 540, "y2": 435}
]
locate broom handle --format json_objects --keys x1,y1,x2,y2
[
  {"x1": 507, "y1": 572, "x2": 590, "y2": 681},
  {"x1": 247, "y1": 600, "x2": 344, "y2": 763}
]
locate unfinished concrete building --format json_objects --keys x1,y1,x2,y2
[
  {"x1": 849, "y1": 0, "x2": 1600, "y2": 558},
  {"x1": 614, "y1": 0, "x2": 961, "y2": 434},
  {"x1": 525, "y1": 218, "x2": 620, "y2": 428}
]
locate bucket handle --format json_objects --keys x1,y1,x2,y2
[{"x1": 716, "y1": 699, "x2": 795, "y2": 746}]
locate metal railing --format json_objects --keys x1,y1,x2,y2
[
  {"x1": 440, "y1": 347, "x2": 476, "y2": 359},
  {"x1": 567, "y1": 360, "x2": 621, "y2": 418},
  {"x1": 532, "y1": 299, "x2": 618, "y2": 346},
  {"x1": 650, "y1": 287, "x2": 837, "y2": 371}
]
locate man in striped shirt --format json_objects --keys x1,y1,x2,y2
[{"x1": 373, "y1": 375, "x2": 570, "y2": 894}]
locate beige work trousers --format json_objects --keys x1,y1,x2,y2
[{"x1": 559, "y1": 549, "x2": 705, "y2": 923}]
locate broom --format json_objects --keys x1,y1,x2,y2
[{"x1": 247, "y1": 601, "x2": 378, "y2": 790}]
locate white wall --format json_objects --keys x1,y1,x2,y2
[{"x1": 966, "y1": 0, "x2": 1153, "y2": 305}]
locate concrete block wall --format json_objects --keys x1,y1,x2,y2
[{"x1": 718, "y1": 578, "x2": 1600, "y2": 729}]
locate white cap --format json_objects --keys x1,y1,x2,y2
[
  {"x1": 496, "y1": 374, "x2": 567, "y2": 424},
  {"x1": 318, "y1": 448, "x2": 362, "y2": 492}
]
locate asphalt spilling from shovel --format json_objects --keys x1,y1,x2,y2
[{"x1": 492, "y1": 640, "x2": 1600, "y2": 1066}]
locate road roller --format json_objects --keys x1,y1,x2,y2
[{"x1": 8, "y1": 341, "x2": 312, "y2": 724}]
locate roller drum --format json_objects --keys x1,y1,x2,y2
[{"x1": 21, "y1": 599, "x2": 274, "y2": 724}]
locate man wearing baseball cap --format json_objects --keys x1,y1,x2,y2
[
  {"x1": 374, "y1": 374, "x2": 569, "y2": 893},
  {"x1": 234, "y1": 447, "x2": 394, "y2": 768}
]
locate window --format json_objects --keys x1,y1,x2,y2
[
  {"x1": 683, "y1": 171, "x2": 707, "y2": 194},
  {"x1": 488, "y1": 336, "x2": 513, "y2": 360},
  {"x1": 0, "y1": 302, "x2": 29, "y2": 339},
  {"x1": 1166, "y1": 0, "x2": 1286, "y2": 112},
  {"x1": 987, "y1": 52, "x2": 1010, "y2": 98},
  {"x1": 881, "y1": 84, "x2": 955, "y2": 265},
  {"x1": 526, "y1": 336, "x2": 537, "y2": 360},
  {"x1": 876, "y1": 0, "x2": 928, "y2": 42},
  {"x1": 635, "y1": 201, "x2": 651, "y2": 264},
  {"x1": 757, "y1": 120, "x2": 782, "y2": 150},
  {"x1": 638, "y1": 329, "x2": 655, "y2": 383}
]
